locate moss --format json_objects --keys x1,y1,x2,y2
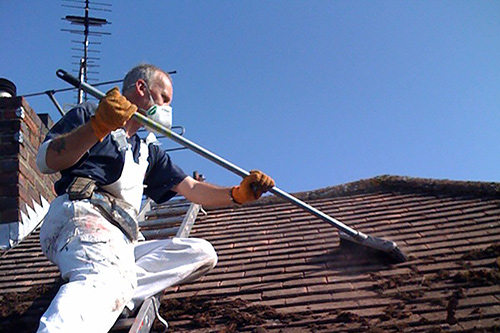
[
  {"x1": 156, "y1": 296, "x2": 302, "y2": 331},
  {"x1": 369, "y1": 274, "x2": 411, "y2": 294},
  {"x1": 336, "y1": 311, "x2": 365, "y2": 324},
  {"x1": 398, "y1": 289, "x2": 425, "y2": 301},
  {"x1": 379, "y1": 303, "x2": 412, "y2": 321},
  {"x1": 452, "y1": 269, "x2": 500, "y2": 286},
  {"x1": 0, "y1": 280, "x2": 63, "y2": 333},
  {"x1": 446, "y1": 288, "x2": 464, "y2": 325},
  {"x1": 461, "y1": 244, "x2": 500, "y2": 261}
]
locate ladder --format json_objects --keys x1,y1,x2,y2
[{"x1": 111, "y1": 195, "x2": 205, "y2": 332}]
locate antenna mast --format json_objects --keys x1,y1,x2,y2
[{"x1": 62, "y1": 0, "x2": 111, "y2": 103}]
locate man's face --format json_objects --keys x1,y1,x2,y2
[
  {"x1": 123, "y1": 71, "x2": 173, "y2": 135},
  {"x1": 146, "y1": 72, "x2": 173, "y2": 108}
]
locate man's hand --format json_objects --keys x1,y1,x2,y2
[
  {"x1": 91, "y1": 87, "x2": 137, "y2": 141},
  {"x1": 231, "y1": 170, "x2": 275, "y2": 204}
]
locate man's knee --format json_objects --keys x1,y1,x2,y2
[
  {"x1": 186, "y1": 237, "x2": 218, "y2": 268},
  {"x1": 203, "y1": 241, "x2": 218, "y2": 270}
]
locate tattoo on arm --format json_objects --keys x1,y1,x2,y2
[{"x1": 50, "y1": 138, "x2": 67, "y2": 155}]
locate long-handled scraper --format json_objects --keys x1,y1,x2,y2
[{"x1": 56, "y1": 69, "x2": 408, "y2": 263}]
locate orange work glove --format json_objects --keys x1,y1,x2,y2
[
  {"x1": 231, "y1": 170, "x2": 275, "y2": 204},
  {"x1": 90, "y1": 87, "x2": 137, "y2": 141}
]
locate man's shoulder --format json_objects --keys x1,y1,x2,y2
[
  {"x1": 60, "y1": 101, "x2": 98, "y2": 121},
  {"x1": 46, "y1": 101, "x2": 98, "y2": 138},
  {"x1": 73, "y1": 101, "x2": 98, "y2": 115}
]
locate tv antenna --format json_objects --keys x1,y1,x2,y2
[{"x1": 61, "y1": 0, "x2": 111, "y2": 104}]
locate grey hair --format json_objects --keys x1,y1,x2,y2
[{"x1": 122, "y1": 64, "x2": 172, "y2": 93}]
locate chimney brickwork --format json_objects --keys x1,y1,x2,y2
[{"x1": 0, "y1": 97, "x2": 57, "y2": 249}]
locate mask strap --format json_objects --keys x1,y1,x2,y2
[{"x1": 143, "y1": 82, "x2": 156, "y2": 105}]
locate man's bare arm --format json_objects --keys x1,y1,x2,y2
[
  {"x1": 173, "y1": 176, "x2": 233, "y2": 208},
  {"x1": 45, "y1": 122, "x2": 98, "y2": 172},
  {"x1": 173, "y1": 170, "x2": 275, "y2": 208}
]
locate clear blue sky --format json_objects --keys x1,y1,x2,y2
[{"x1": 1, "y1": 1, "x2": 499, "y2": 193}]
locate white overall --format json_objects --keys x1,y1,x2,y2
[{"x1": 37, "y1": 131, "x2": 217, "y2": 333}]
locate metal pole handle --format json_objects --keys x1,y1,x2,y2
[{"x1": 55, "y1": 69, "x2": 361, "y2": 238}]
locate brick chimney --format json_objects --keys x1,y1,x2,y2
[{"x1": 0, "y1": 79, "x2": 58, "y2": 249}]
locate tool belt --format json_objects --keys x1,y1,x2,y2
[{"x1": 67, "y1": 177, "x2": 140, "y2": 242}]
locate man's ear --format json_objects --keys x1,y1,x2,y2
[{"x1": 136, "y1": 79, "x2": 148, "y2": 97}]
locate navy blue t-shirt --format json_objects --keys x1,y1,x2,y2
[{"x1": 44, "y1": 102, "x2": 187, "y2": 204}]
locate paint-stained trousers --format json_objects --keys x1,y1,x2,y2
[{"x1": 37, "y1": 195, "x2": 218, "y2": 333}]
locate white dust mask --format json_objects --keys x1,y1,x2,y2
[
  {"x1": 146, "y1": 104, "x2": 172, "y2": 130},
  {"x1": 145, "y1": 83, "x2": 173, "y2": 130}
]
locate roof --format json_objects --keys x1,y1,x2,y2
[{"x1": 1, "y1": 175, "x2": 499, "y2": 332}]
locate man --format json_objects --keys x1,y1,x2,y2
[{"x1": 36, "y1": 64, "x2": 274, "y2": 332}]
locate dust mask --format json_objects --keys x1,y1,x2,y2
[
  {"x1": 145, "y1": 83, "x2": 173, "y2": 130},
  {"x1": 146, "y1": 104, "x2": 172, "y2": 130}
]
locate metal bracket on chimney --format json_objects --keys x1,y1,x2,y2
[
  {"x1": 13, "y1": 131, "x2": 24, "y2": 144},
  {"x1": 15, "y1": 106, "x2": 25, "y2": 119}
]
